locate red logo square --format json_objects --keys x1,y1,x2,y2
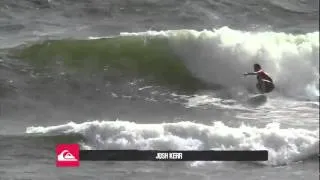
[{"x1": 56, "y1": 144, "x2": 80, "y2": 167}]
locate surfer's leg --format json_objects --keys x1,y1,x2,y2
[
  {"x1": 259, "y1": 80, "x2": 274, "y2": 93},
  {"x1": 256, "y1": 83, "x2": 264, "y2": 93},
  {"x1": 264, "y1": 82, "x2": 275, "y2": 93}
]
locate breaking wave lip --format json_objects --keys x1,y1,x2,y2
[
  {"x1": 26, "y1": 120, "x2": 319, "y2": 166},
  {"x1": 11, "y1": 26, "x2": 319, "y2": 100},
  {"x1": 121, "y1": 27, "x2": 319, "y2": 100}
]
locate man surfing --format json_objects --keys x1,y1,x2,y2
[{"x1": 244, "y1": 63, "x2": 275, "y2": 94}]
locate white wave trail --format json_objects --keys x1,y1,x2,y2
[{"x1": 26, "y1": 120, "x2": 319, "y2": 166}]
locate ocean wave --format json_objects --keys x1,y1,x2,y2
[
  {"x1": 26, "y1": 120, "x2": 319, "y2": 166},
  {"x1": 11, "y1": 27, "x2": 319, "y2": 99},
  {"x1": 123, "y1": 27, "x2": 319, "y2": 100},
  {"x1": 11, "y1": 36, "x2": 205, "y2": 91}
]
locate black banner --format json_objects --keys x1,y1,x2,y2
[{"x1": 80, "y1": 150, "x2": 268, "y2": 161}]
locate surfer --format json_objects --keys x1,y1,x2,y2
[{"x1": 243, "y1": 63, "x2": 274, "y2": 93}]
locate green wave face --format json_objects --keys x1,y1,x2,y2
[{"x1": 14, "y1": 36, "x2": 204, "y2": 91}]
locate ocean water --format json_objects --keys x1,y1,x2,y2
[{"x1": 0, "y1": 0, "x2": 319, "y2": 180}]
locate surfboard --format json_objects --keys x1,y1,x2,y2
[{"x1": 247, "y1": 94, "x2": 267, "y2": 106}]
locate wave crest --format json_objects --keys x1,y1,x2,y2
[{"x1": 12, "y1": 27, "x2": 319, "y2": 99}]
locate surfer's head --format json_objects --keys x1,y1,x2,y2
[{"x1": 253, "y1": 64, "x2": 261, "y2": 71}]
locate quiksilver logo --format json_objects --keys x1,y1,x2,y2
[{"x1": 57, "y1": 150, "x2": 78, "y2": 161}]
